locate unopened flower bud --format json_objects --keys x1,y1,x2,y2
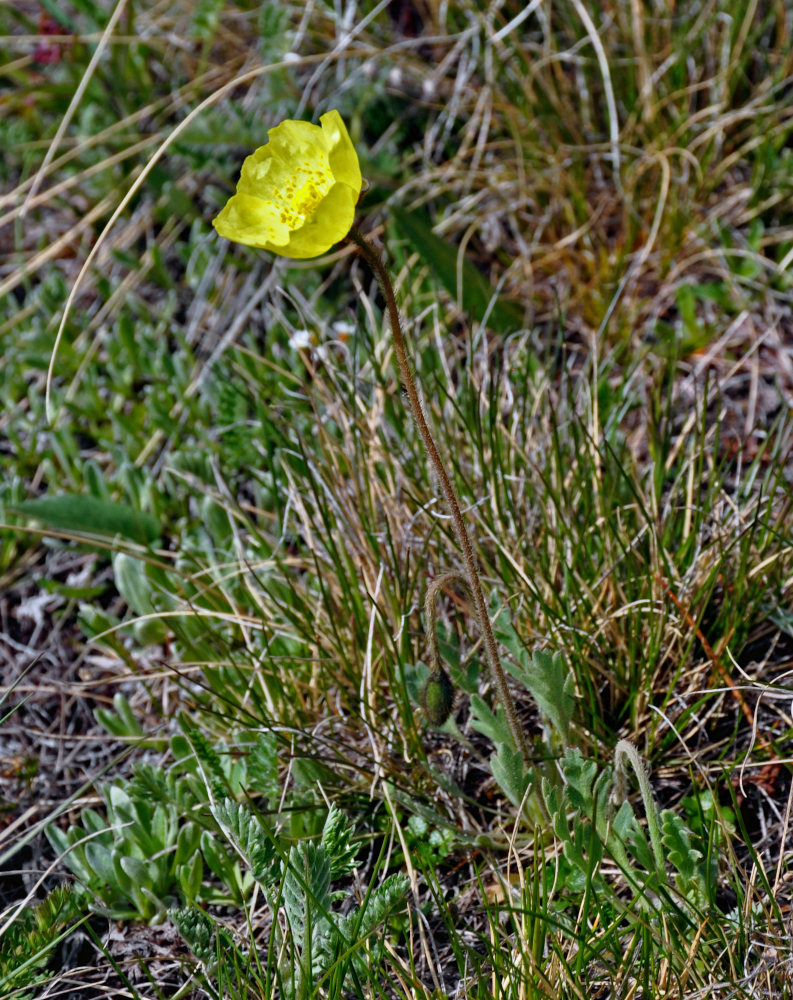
[{"x1": 420, "y1": 668, "x2": 454, "y2": 726}]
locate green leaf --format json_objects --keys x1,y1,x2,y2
[
  {"x1": 247, "y1": 732, "x2": 280, "y2": 806},
  {"x1": 493, "y1": 610, "x2": 575, "y2": 744},
  {"x1": 106, "y1": 784, "x2": 139, "y2": 829},
  {"x1": 112, "y1": 552, "x2": 172, "y2": 645},
  {"x1": 200, "y1": 831, "x2": 233, "y2": 882},
  {"x1": 541, "y1": 780, "x2": 566, "y2": 840},
  {"x1": 45, "y1": 827, "x2": 93, "y2": 885},
  {"x1": 44, "y1": 825, "x2": 69, "y2": 859},
  {"x1": 490, "y1": 743, "x2": 531, "y2": 809},
  {"x1": 660, "y1": 808, "x2": 717, "y2": 907},
  {"x1": 139, "y1": 885, "x2": 168, "y2": 924},
  {"x1": 392, "y1": 206, "x2": 525, "y2": 333},
  {"x1": 469, "y1": 694, "x2": 513, "y2": 748},
  {"x1": 172, "y1": 906, "x2": 215, "y2": 964},
  {"x1": 151, "y1": 804, "x2": 172, "y2": 851},
  {"x1": 560, "y1": 749, "x2": 599, "y2": 818},
  {"x1": 200, "y1": 830, "x2": 248, "y2": 902},
  {"x1": 491, "y1": 606, "x2": 531, "y2": 667},
  {"x1": 84, "y1": 843, "x2": 123, "y2": 894},
  {"x1": 321, "y1": 803, "x2": 357, "y2": 879},
  {"x1": 319, "y1": 873, "x2": 409, "y2": 979},
  {"x1": 661, "y1": 810, "x2": 702, "y2": 882},
  {"x1": 119, "y1": 855, "x2": 153, "y2": 891},
  {"x1": 178, "y1": 851, "x2": 204, "y2": 904},
  {"x1": 176, "y1": 823, "x2": 201, "y2": 866},
  {"x1": 283, "y1": 842, "x2": 331, "y2": 953},
  {"x1": 40, "y1": 577, "x2": 107, "y2": 600},
  {"x1": 94, "y1": 693, "x2": 145, "y2": 741},
  {"x1": 190, "y1": 0, "x2": 225, "y2": 39},
  {"x1": 11, "y1": 495, "x2": 160, "y2": 545},
  {"x1": 211, "y1": 798, "x2": 277, "y2": 887},
  {"x1": 517, "y1": 650, "x2": 575, "y2": 745},
  {"x1": 613, "y1": 801, "x2": 654, "y2": 873},
  {"x1": 0, "y1": 885, "x2": 82, "y2": 996},
  {"x1": 81, "y1": 809, "x2": 109, "y2": 836}
]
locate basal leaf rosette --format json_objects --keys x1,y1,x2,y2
[{"x1": 212, "y1": 109, "x2": 362, "y2": 259}]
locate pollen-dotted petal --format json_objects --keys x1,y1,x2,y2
[{"x1": 212, "y1": 109, "x2": 362, "y2": 259}]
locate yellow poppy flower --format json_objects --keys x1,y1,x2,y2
[{"x1": 212, "y1": 109, "x2": 362, "y2": 259}]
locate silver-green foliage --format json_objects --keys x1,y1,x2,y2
[
  {"x1": 211, "y1": 797, "x2": 277, "y2": 887},
  {"x1": 0, "y1": 886, "x2": 85, "y2": 999},
  {"x1": 45, "y1": 730, "x2": 277, "y2": 922},
  {"x1": 46, "y1": 781, "x2": 191, "y2": 924},
  {"x1": 494, "y1": 607, "x2": 575, "y2": 747},
  {"x1": 281, "y1": 805, "x2": 408, "y2": 1000},
  {"x1": 180, "y1": 800, "x2": 408, "y2": 1000},
  {"x1": 542, "y1": 747, "x2": 719, "y2": 923},
  {"x1": 480, "y1": 606, "x2": 718, "y2": 922}
]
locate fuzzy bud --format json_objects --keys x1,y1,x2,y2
[{"x1": 420, "y1": 668, "x2": 455, "y2": 726}]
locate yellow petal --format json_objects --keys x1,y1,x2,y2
[
  {"x1": 270, "y1": 182, "x2": 358, "y2": 259},
  {"x1": 212, "y1": 109, "x2": 362, "y2": 258},
  {"x1": 212, "y1": 191, "x2": 290, "y2": 249},
  {"x1": 320, "y1": 110, "x2": 362, "y2": 191}
]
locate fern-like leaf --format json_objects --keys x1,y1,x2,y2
[
  {"x1": 247, "y1": 732, "x2": 280, "y2": 806},
  {"x1": 211, "y1": 798, "x2": 277, "y2": 886},
  {"x1": 314, "y1": 873, "x2": 409, "y2": 981},
  {"x1": 494, "y1": 609, "x2": 576, "y2": 744},
  {"x1": 469, "y1": 694, "x2": 513, "y2": 747},
  {"x1": 171, "y1": 905, "x2": 239, "y2": 972},
  {"x1": 661, "y1": 809, "x2": 714, "y2": 907},
  {"x1": 321, "y1": 803, "x2": 357, "y2": 878},
  {"x1": 0, "y1": 886, "x2": 83, "y2": 997},
  {"x1": 283, "y1": 842, "x2": 332, "y2": 953}
]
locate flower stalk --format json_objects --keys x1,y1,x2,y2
[
  {"x1": 613, "y1": 739, "x2": 666, "y2": 884},
  {"x1": 210, "y1": 109, "x2": 530, "y2": 765},
  {"x1": 346, "y1": 227, "x2": 530, "y2": 764}
]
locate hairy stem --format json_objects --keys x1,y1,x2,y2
[
  {"x1": 347, "y1": 228, "x2": 530, "y2": 763},
  {"x1": 613, "y1": 739, "x2": 666, "y2": 884},
  {"x1": 424, "y1": 571, "x2": 471, "y2": 676}
]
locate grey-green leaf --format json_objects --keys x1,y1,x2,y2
[
  {"x1": 517, "y1": 650, "x2": 575, "y2": 745},
  {"x1": 12, "y1": 495, "x2": 160, "y2": 545},
  {"x1": 392, "y1": 206, "x2": 525, "y2": 334},
  {"x1": 491, "y1": 743, "x2": 531, "y2": 810}
]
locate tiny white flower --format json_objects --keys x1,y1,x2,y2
[
  {"x1": 331, "y1": 320, "x2": 355, "y2": 337},
  {"x1": 289, "y1": 329, "x2": 313, "y2": 351}
]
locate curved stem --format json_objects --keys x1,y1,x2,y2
[
  {"x1": 424, "y1": 571, "x2": 471, "y2": 676},
  {"x1": 613, "y1": 739, "x2": 666, "y2": 885},
  {"x1": 346, "y1": 228, "x2": 530, "y2": 764}
]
